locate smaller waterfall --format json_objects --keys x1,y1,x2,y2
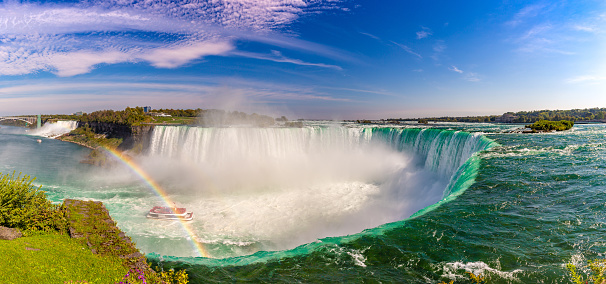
[{"x1": 30, "y1": 120, "x2": 78, "y2": 138}]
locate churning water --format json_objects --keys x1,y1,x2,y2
[{"x1": 3, "y1": 122, "x2": 603, "y2": 282}]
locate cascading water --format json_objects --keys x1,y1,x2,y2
[
  {"x1": 30, "y1": 120, "x2": 78, "y2": 138},
  {"x1": 136, "y1": 125, "x2": 495, "y2": 259}
]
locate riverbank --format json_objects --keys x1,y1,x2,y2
[{"x1": 0, "y1": 198, "x2": 188, "y2": 283}]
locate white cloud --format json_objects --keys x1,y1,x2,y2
[
  {"x1": 566, "y1": 75, "x2": 606, "y2": 84},
  {"x1": 141, "y1": 41, "x2": 234, "y2": 68},
  {"x1": 573, "y1": 25, "x2": 597, "y2": 32},
  {"x1": 49, "y1": 51, "x2": 132, "y2": 77},
  {"x1": 416, "y1": 27, "x2": 432, "y2": 39},
  {"x1": 0, "y1": 36, "x2": 233, "y2": 76},
  {"x1": 0, "y1": 0, "x2": 348, "y2": 77},
  {"x1": 449, "y1": 65, "x2": 463, "y2": 73}
]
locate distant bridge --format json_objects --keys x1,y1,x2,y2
[{"x1": 0, "y1": 115, "x2": 41, "y2": 128}]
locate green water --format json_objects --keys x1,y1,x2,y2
[{"x1": 1, "y1": 123, "x2": 603, "y2": 283}]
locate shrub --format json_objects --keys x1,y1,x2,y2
[
  {"x1": 0, "y1": 172, "x2": 66, "y2": 235},
  {"x1": 567, "y1": 259, "x2": 606, "y2": 284},
  {"x1": 525, "y1": 120, "x2": 574, "y2": 131}
]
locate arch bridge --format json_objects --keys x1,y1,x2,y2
[{"x1": 0, "y1": 115, "x2": 41, "y2": 128}]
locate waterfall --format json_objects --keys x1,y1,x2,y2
[
  {"x1": 149, "y1": 126, "x2": 493, "y2": 183},
  {"x1": 30, "y1": 120, "x2": 78, "y2": 138},
  {"x1": 136, "y1": 125, "x2": 496, "y2": 257},
  {"x1": 369, "y1": 128, "x2": 495, "y2": 178}
]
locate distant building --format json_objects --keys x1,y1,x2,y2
[
  {"x1": 149, "y1": 112, "x2": 171, "y2": 117},
  {"x1": 495, "y1": 113, "x2": 518, "y2": 123},
  {"x1": 73, "y1": 111, "x2": 83, "y2": 116},
  {"x1": 143, "y1": 106, "x2": 152, "y2": 113}
]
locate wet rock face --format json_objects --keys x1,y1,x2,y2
[
  {"x1": 77, "y1": 122, "x2": 154, "y2": 151},
  {"x1": 63, "y1": 199, "x2": 152, "y2": 272},
  {"x1": 0, "y1": 226, "x2": 22, "y2": 240}
]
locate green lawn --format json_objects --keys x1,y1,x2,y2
[
  {"x1": 0, "y1": 234, "x2": 127, "y2": 284},
  {"x1": 149, "y1": 116, "x2": 196, "y2": 125}
]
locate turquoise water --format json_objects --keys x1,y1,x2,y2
[{"x1": 1, "y1": 123, "x2": 603, "y2": 283}]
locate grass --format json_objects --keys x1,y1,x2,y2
[
  {"x1": 148, "y1": 116, "x2": 197, "y2": 125},
  {"x1": 0, "y1": 234, "x2": 127, "y2": 283}
]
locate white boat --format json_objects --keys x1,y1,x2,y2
[{"x1": 147, "y1": 206, "x2": 193, "y2": 221}]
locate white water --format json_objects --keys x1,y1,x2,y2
[
  {"x1": 30, "y1": 120, "x2": 78, "y2": 138},
  {"x1": 109, "y1": 125, "x2": 488, "y2": 258}
]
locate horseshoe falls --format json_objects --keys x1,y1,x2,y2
[{"x1": 2, "y1": 123, "x2": 604, "y2": 283}]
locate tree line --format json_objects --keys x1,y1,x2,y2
[
  {"x1": 387, "y1": 107, "x2": 606, "y2": 123},
  {"x1": 44, "y1": 107, "x2": 278, "y2": 127}
]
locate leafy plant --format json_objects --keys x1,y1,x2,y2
[
  {"x1": 567, "y1": 259, "x2": 606, "y2": 284},
  {"x1": 0, "y1": 172, "x2": 67, "y2": 235},
  {"x1": 437, "y1": 272, "x2": 485, "y2": 284}
]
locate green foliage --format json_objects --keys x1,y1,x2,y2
[
  {"x1": 153, "y1": 267, "x2": 189, "y2": 284},
  {"x1": 437, "y1": 272, "x2": 485, "y2": 284},
  {"x1": 466, "y1": 272, "x2": 486, "y2": 283},
  {"x1": 525, "y1": 120, "x2": 574, "y2": 131},
  {"x1": 404, "y1": 107, "x2": 606, "y2": 123},
  {"x1": 64, "y1": 125, "x2": 123, "y2": 149},
  {"x1": 79, "y1": 107, "x2": 151, "y2": 126},
  {"x1": 567, "y1": 259, "x2": 606, "y2": 284},
  {"x1": 0, "y1": 172, "x2": 67, "y2": 235},
  {"x1": 65, "y1": 200, "x2": 139, "y2": 258}
]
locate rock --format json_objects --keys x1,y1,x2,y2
[{"x1": 0, "y1": 226, "x2": 22, "y2": 240}]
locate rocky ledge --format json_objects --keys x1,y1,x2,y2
[{"x1": 64, "y1": 199, "x2": 152, "y2": 272}]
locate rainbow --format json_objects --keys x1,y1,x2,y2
[{"x1": 102, "y1": 147, "x2": 211, "y2": 258}]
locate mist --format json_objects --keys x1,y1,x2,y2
[
  {"x1": 112, "y1": 125, "x2": 451, "y2": 257},
  {"x1": 29, "y1": 120, "x2": 77, "y2": 138}
]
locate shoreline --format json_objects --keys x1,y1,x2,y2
[{"x1": 55, "y1": 134, "x2": 97, "y2": 150}]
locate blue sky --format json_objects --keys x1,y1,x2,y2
[{"x1": 0, "y1": 0, "x2": 604, "y2": 119}]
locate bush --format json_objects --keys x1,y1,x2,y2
[
  {"x1": 525, "y1": 120, "x2": 574, "y2": 131},
  {"x1": 567, "y1": 259, "x2": 606, "y2": 284},
  {"x1": 0, "y1": 172, "x2": 66, "y2": 235}
]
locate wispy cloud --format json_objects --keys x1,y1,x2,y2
[
  {"x1": 390, "y1": 41, "x2": 422, "y2": 59},
  {"x1": 231, "y1": 50, "x2": 342, "y2": 70},
  {"x1": 416, "y1": 27, "x2": 432, "y2": 39},
  {"x1": 572, "y1": 25, "x2": 598, "y2": 32},
  {"x1": 566, "y1": 75, "x2": 606, "y2": 84},
  {"x1": 0, "y1": 0, "x2": 347, "y2": 77},
  {"x1": 431, "y1": 40, "x2": 446, "y2": 62},
  {"x1": 360, "y1": 32, "x2": 381, "y2": 41},
  {"x1": 447, "y1": 65, "x2": 481, "y2": 82},
  {"x1": 0, "y1": 77, "x2": 353, "y2": 115},
  {"x1": 464, "y1": 72, "x2": 481, "y2": 82},
  {"x1": 506, "y1": 4, "x2": 547, "y2": 27},
  {"x1": 506, "y1": 3, "x2": 605, "y2": 55},
  {"x1": 449, "y1": 65, "x2": 463, "y2": 73}
]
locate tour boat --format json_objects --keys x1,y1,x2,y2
[{"x1": 147, "y1": 206, "x2": 193, "y2": 221}]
